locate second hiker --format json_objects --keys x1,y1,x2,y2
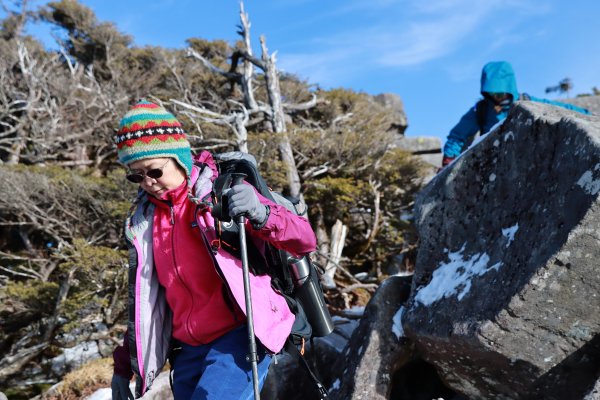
[{"x1": 441, "y1": 60, "x2": 591, "y2": 168}]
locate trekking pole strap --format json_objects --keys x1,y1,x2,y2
[{"x1": 285, "y1": 340, "x2": 329, "y2": 399}]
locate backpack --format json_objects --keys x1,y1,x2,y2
[
  {"x1": 474, "y1": 98, "x2": 488, "y2": 134},
  {"x1": 210, "y1": 152, "x2": 333, "y2": 399}
]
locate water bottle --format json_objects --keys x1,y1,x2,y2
[{"x1": 288, "y1": 256, "x2": 334, "y2": 337}]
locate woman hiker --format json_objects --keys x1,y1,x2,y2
[{"x1": 110, "y1": 99, "x2": 317, "y2": 400}]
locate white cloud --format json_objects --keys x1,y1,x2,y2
[
  {"x1": 278, "y1": 48, "x2": 358, "y2": 86},
  {"x1": 277, "y1": 0, "x2": 547, "y2": 84},
  {"x1": 411, "y1": 0, "x2": 485, "y2": 14},
  {"x1": 374, "y1": 14, "x2": 484, "y2": 66}
]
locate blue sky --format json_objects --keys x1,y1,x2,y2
[{"x1": 10, "y1": 0, "x2": 600, "y2": 143}]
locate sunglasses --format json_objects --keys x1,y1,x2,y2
[
  {"x1": 487, "y1": 92, "x2": 509, "y2": 100},
  {"x1": 126, "y1": 159, "x2": 171, "y2": 183}
]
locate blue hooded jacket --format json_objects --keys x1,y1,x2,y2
[{"x1": 442, "y1": 61, "x2": 591, "y2": 158}]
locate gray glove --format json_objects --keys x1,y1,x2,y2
[
  {"x1": 228, "y1": 183, "x2": 268, "y2": 227},
  {"x1": 111, "y1": 374, "x2": 134, "y2": 400}
]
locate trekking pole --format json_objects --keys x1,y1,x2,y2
[{"x1": 232, "y1": 173, "x2": 261, "y2": 400}]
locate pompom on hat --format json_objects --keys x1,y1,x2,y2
[{"x1": 115, "y1": 99, "x2": 193, "y2": 176}]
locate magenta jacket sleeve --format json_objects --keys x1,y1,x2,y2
[
  {"x1": 113, "y1": 330, "x2": 133, "y2": 379},
  {"x1": 249, "y1": 191, "x2": 317, "y2": 257}
]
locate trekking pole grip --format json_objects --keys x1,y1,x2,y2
[
  {"x1": 231, "y1": 173, "x2": 248, "y2": 224},
  {"x1": 231, "y1": 173, "x2": 247, "y2": 187}
]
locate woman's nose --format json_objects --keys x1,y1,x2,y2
[{"x1": 142, "y1": 176, "x2": 156, "y2": 186}]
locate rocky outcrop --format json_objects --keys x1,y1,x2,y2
[
  {"x1": 262, "y1": 317, "x2": 358, "y2": 400},
  {"x1": 392, "y1": 135, "x2": 443, "y2": 167},
  {"x1": 563, "y1": 94, "x2": 600, "y2": 115},
  {"x1": 584, "y1": 378, "x2": 600, "y2": 400},
  {"x1": 84, "y1": 373, "x2": 170, "y2": 400},
  {"x1": 403, "y1": 101, "x2": 600, "y2": 399},
  {"x1": 327, "y1": 276, "x2": 414, "y2": 400},
  {"x1": 51, "y1": 341, "x2": 102, "y2": 377},
  {"x1": 372, "y1": 93, "x2": 408, "y2": 135}
]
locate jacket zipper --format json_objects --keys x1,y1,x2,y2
[
  {"x1": 196, "y1": 208, "x2": 242, "y2": 322},
  {"x1": 163, "y1": 199, "x2": 202, "y2": 343}
]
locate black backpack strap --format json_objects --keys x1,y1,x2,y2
[
  {"x1": 475, "y1": 98, "x2": 487, "y2": 133},
  {"x1": 284, "y1": 339, "x2": 329, "y2": 399},
  {"x1": 210, "y1": 161, "x2": 270, "y2": 275}
]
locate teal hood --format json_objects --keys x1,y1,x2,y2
[{"x1": 480, "y1": 61, "x2": 519, "y2": 101}]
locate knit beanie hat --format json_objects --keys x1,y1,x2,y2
[{"x1": 115, "y1": 99, "x2": 193, "y2": 176}]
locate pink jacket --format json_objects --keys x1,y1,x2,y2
[{"x1": 114, "y1": 151, "x2": 316, "y2": 397}]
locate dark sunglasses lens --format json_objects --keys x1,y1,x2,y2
[
  {"x1": 146, "y1": 169, "x2": 163, "y2": 179},
  {"x1": 126, "y1": 173, "x2": 144, "y2": 183}
]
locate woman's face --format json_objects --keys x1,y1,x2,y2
[{"x1": 127, "y1": 157, "x2": 186, "y2": 197}]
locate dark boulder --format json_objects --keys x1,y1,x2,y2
[
  {"x1": 327, "y1": 275, "x2": 452, "y2": 400},
  {"x1": 403, "y1": 101, "x2": 600, "y2": 399},
  {"x1": 262, "y1": 317, "x2": 359, "y2": 400}
]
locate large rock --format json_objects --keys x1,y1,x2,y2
[
  {"x1": 262, "y1": 317, "x2": 359, "y2": 400},
  {"x1": 403, "y1": 101, "x2": 600, "y2": 399},
  {"x1": 563, "y1": 95, "x2": 600, "y2": 115},
  {"x1": 392, "y1": 135, "x2": 443, "y2": 168},
  {"x1": 584, "y1": 378, "x2": 600, "y2": 400},
  {"x1": 372, "y1": 93, "x2": 408, "y2": 135},
  {"x1": 85, "y1": 372, "x2": 171, "y2": 400},
  {"x1": 326, "y1": 275, "x2": 456, "y2": 400},
  {"x1": 51, "y1": 341, "x2": 102, "y2": 376}
]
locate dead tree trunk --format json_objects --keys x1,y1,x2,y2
[
  {"x1": 256, "y1": 35, "x2": 302, "y2": 199},
  {"x1": 170, "y1": 98, "x2": 249, "y2": 152},
  {"x1": 186, "y1": 1, "x2": 308, "y2": 200},
  {"x1": 238, "y1": 3, "x2": 258, "y2": 111},
  {"x1": 323, "y1": 219, "x2": 348, "y2": 288},
  {"x1": 314, "y1": 203, "x2": 330, "y2": 265}
]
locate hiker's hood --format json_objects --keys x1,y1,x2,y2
[{"x1": 480, "y1": 61, "x2": 519, "y2": 101}]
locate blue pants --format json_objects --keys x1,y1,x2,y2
[{"x1": 172, "y1": 326, "x2": 272, "y2": 400}]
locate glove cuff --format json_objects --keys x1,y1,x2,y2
[
  {"x1": 441, "y1": 156, "x2": 455, "y2": 167},
  {"x1": 251, "y1": 205, "x2": 270, "y2": 230}
]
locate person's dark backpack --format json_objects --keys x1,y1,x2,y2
[
  {"x1": 455, "y1": 99, "x2": 489, "y2": 154},
  {"x1": 210, "y1": 152, "x2": 334, "y2": 399},
  {"x1": 474, "y1": 98, "x2": 488, "y2": 135}
]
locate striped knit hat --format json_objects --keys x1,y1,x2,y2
[{"x1": 115, "y1": 99, "x2": 193, "y2": 176}]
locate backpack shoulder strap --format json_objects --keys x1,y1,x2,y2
[
  {"x1": 475, "y1": 98, "x2": 487, "y2": 133},
  {"x1": 212, "y1": 153, "x2": 297, "y2": 289},
  {"x1": 218, "y1": 156, "x2": 276, "y2": 202}
]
